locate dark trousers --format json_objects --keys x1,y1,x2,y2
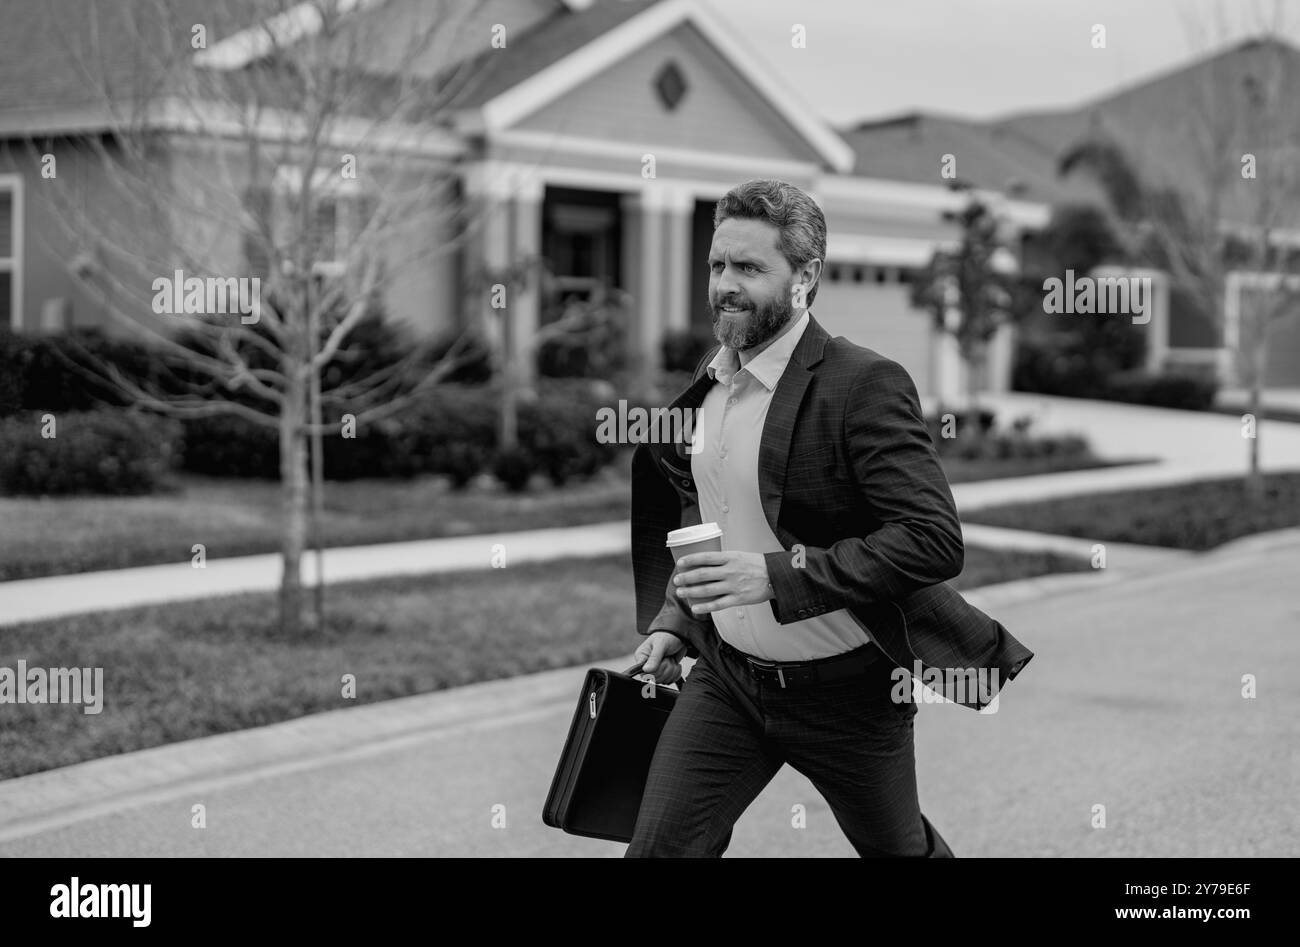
[{"x1": 626, "y1": 632, "x2": 934, "y2": 858}]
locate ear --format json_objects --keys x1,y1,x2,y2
[{"x1": 792, "y1": 258, "x2": 823, "y2": 310}]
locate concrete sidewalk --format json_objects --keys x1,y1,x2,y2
[
  {"x1": 932, "y1": 390, "x2": 1300, "y2": 469},
  {"x1": 0, "y1": 462, "x2": 1276, "y2": 628},
  {"x1": 0, "y1": 509, "x2": 1195, "y2": 628},
  {"x1": 0, "y1": 521, "x2": 628, "y2": 627},
  {"x1": 1, "y1": 529, "x2": 1295, "y2": 856},
  {"x1": 1, "y1": 392, "x2": 1297, "y2": 626}
]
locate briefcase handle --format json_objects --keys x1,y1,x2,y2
[{"x1": 622, "y1": 662, "x2": 685, "y2": 688}]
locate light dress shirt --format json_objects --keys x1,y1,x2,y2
[{"x1": 690, "y1": 309, "x2": 877, "y2": 661}]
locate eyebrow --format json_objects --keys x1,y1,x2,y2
[{"x1": 708, "y1": 254, "x2": 764, "y2": 267}]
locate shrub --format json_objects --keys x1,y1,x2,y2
[
  {"x1": 516, "y1": 378, "x2": 620, "y2": 486},
  {"x1": 925, "y1": 408, "x2": 1090, "y2": 462},
  {"x1": 491, "y1": 446, "x2": 533, "y2": 492},
  {"x1": 1012, "y1": 318, "x2": 1146, "y2": 399},
  {"x1": 1100, "y1": 370, "x2": 1218, "y2": 411},
  {"x1": 411, "y1": 384, "x2": 499, "y2": 487},
  {"x1": 425, "y1": 328, "x2": 494, "y2": 386},
  {"x1": 536, "y1": 289, "x2": 630, "y2": 379},
  {"x1": 924, "y1": 407, "x2": 995, "y2": 445},
  {"x1": 0, "y1": 327, "x2": 173, "y2": 416},
  {"x1": 321, "y1": 416, "x2": 405, "y2": 481},
  {"x1": 0, "y1": 409, "x2": 181, "y2": 495},
  {"x1": 180, "y1": 413, "x2": 280, "y2": 478},
  {"x1": 661, "y1": 326, "x2": 717, "y2": 374},
  {"x1": 0, "y1": 329, "x2": 26, "y2": 416},
  {"x1": 175, "y1": 377, "x2": 624, "y2": 488}
]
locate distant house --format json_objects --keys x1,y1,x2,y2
[{"x1": 1, "y1": 0, "x2": 1295, "y2": 394}]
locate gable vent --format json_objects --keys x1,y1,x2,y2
[{"x1": 654, "y1": 61, "x2": 688, "y2": 111}]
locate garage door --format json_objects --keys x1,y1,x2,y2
[
  {"x1": 811, "y1": 276, "x2": 934, "y2": 396},
  {"x1": 1265, "y1": 309, "x2": 1300, "y2": 386}
]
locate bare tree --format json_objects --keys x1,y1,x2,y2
[
  {"x1": 25, "y1": 0, "x2": 498, "y2": 635},
  {"x1": 1059, "y1": 8, "x2": 1300, "y2": 498}
]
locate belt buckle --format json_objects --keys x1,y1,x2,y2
[{"x1": 747, "y1": 656, "x2": 788, "y2": 689}]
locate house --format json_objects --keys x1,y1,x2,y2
[{"x1": 1, "y1": 0, "x2": 1295, "y2": 397}]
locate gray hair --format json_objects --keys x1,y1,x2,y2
[{"x1": 713, "y1": 179, "x2": 827, "y2": 304}]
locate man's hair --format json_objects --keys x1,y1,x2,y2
[{"x1": 713, "y1": 179, "x2": 827, "y2": 305}]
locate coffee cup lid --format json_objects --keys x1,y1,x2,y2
[{"x1": 666, "y1": 522, "x2": 723, "y2": 546}]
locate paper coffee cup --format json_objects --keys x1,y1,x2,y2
[{"x1": 666, "y1": 522, "x2": 723, "y2": 564}]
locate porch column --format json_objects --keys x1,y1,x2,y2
[
  {"x1": 511, "y1": 184, "x2": 543, "y2": 391},
  {"x1": 622, "y1": 185, "x2": 691, "y2": 393},
  {"x1": 463, "y1": 162, "x2": 544, "y2": 391},
  {"x1": 986, "y1": 322, "x2": 1015, "y2": 393},
  {"x1": 664, "y1": 190, "x2": 694, "y2": 334}
]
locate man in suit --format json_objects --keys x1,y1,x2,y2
[{"x1": 626, "y1": 179, "x2": 1033, "y2": 858}]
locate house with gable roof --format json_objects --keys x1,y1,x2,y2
[{"x1": 2, "y1": 0, "x2": 1295, "y2": 398}]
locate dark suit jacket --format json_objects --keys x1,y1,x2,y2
[{"x1": 630, "y1": 313, "x2": 1033, "y2": 711}]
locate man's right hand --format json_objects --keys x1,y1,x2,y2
[{"x1": 633, "y1": 631, "x2": 688, "y2": 685}]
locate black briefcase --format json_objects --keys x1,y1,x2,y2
[{"x1": 542, "y1": 662, "x2": 684, "y2": 843}]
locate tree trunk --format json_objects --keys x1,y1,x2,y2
[
  {"x1": 279, "y1": 369, "x2": 309, "y2": 637},
  {"x1": 500, "y1": 308, "x2": 518, "y2": 450},
  {"x1": 1246, "y1": 322, "x2": 1266, "y2": 504},
  {"x1": 966, "y1": 341, "x2": 985, "y2": 419}
]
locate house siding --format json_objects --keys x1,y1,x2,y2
[
  {"x1": 0, "y1": 136, "x2": 178, "y2": 335},
  {"x1": 514, "y1": 23, "x2": 823, "y2": 166}
]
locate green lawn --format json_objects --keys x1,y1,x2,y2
[
  {"x1": 0, "y1": 450, "x2": 1132, "y2": 582},
  {"x1": 964, "y1": 472, "x2": 1300, "y2": 550},
  {"x1": 0, "y1": 545, "x2": 1087, "y2": 779},
  {"x1": 0, "y1": 464, "x2": 636, "y2": 581}
]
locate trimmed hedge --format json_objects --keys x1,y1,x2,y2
[
  {"x1": 181, "y1": 414, "x2": 280, "y2": 479},
  {"x1": 0, "y1": 409, "x2": 181, "y2": 495},
  {"x1": 1098, "y1": 369, "x2": 1218, "y2": 411},
  {"x1": 0, "y1": 327, "x2": 177, "y2": 417},
  {"x1": 1013, "y1": 331, "x2": 1219, "y2": 411},
  {"x1": 925, "y1": 408, "x2": 1091, "y2": 462},
  {"x1": 0, "y1": 325, "x2": 631, "y2": 490},
  {"x1": 176, "y1": 379, "x2": 623, "y2": 490}
]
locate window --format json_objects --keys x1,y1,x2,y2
[
  {"x1": 0, "y1": 176, "x2": 21, "y2": 330},
  {"x1": 269, "y1": 165, "x2": 372, "y2": 280}
]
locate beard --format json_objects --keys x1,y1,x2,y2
[{"x1": 709, "y1": 281, "x2": 797, "y2": 351}]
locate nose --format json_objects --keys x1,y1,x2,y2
[{"x1": 714, "y1": 262, "x2": 740, "y2": 300}]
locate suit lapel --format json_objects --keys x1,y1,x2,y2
[
  {"x1": 658, "y1": 313, "x2": 831, "y2": 541},
  {"x1": 661, "y1": 370, "x2": 715, "y2": 473},
  {"x1": 758, "y1": 314, "x2": 829, "y2": 543}
]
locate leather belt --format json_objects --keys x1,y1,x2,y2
[{"x1": 719, "y1": 638, "x2": 884, "y2": 689}]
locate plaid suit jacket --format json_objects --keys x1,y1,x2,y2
[{"x1": 630, "y1": 313, "x2": 1033, "y2": 711}]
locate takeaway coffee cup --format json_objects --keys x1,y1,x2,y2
[{"x1": 666, "y1": 522, "x2": 723, "y2": 564}]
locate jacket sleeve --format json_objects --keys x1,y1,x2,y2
[
  {"x1": 763, "y1": 358, "x2": 964, "y2": 622},
  {"x1": 633, "y1": 347, "x2": 720, "y2": 658}
]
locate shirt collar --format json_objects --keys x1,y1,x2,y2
[{"x1": 706, "y1": 309, "x2": 811, "y2": 391}]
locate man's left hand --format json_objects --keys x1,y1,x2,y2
[{"x1": 673, "y1": 550, "x2": 774, "y2": 615}]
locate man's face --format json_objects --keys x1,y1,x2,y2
[{"x1": 707, "y1": 217, "x2": 798, "y2": 351}]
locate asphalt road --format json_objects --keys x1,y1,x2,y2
[{"x1": 1, "y1": 534, "x2": 1296, "y2": 857}]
